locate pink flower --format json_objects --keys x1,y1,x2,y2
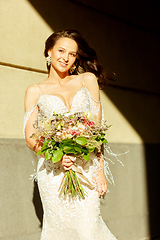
[
  {"x1": 88, "y1": 121, "x2": 95, "y2": 127},
  {"x1": 68, "y1": 130, "x2": 80, "y2": 135},
  {"x1": 84, "y1": 121, "x2": 95, "y2": 127},
  {"x1": 74, "y1": 131, "x2": 80, "y2": 135},
  {"x1": 40, "y1": 136, "x2": 45, "y2": 142}
]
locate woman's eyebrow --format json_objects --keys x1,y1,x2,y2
[{"x1": 58, "y1": 47, "x2": 77, "y2": 53}]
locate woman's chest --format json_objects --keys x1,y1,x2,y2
[{"x1": 37, "y1": 87, "x2": 91, "y2": 117}]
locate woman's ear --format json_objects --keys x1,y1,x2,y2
[{"x1": 48, "y1": 50, "x2": 52, "y2": 57}]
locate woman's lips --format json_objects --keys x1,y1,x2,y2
[{"x1": 59, "y1": 61, "x2": 68, "y2": 67}]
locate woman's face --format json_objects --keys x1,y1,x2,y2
[{"x1": 48, "y1": 37, "x2": 78, "y2": 74}]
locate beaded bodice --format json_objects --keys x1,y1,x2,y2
[
  {"x1": 23, "y1": 85, "x2": 101, "y2": 134},
  {"x1": 38, "y1": 86, "x2": 92, "y2": 117}
]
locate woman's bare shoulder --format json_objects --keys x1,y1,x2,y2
[
  {"x1": 83, "y1": 72, "x2": 99, "y2": 90},
  {"x1": 26, "y1": 78, "x2": 47, "y2": 95},
  {"x1": 26, "y1": 84, "x2": 38, "y2": 94},
  {"x1": 83, "y1": 72, "x2": 97, "y2": 82},
  {"x1": 82, "y1": 72, "x2": 100, "y2": 101},
  {"x1": 24, "y1": 84, "x2": 40, "y2": 112}
]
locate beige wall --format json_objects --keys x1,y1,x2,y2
[
  {"x1": 0, "y1": 0, "x2": 160, "y2": 239},
  {"x1": 0, "y1": 0, "x2": 52, "y2": 139},
  {"x1": 0, "y1": 0, "x2": 145, "y2": 143}
]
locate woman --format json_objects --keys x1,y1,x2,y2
[{"x1": 24, "y1": 29, "x2": 116, "y2": 240}]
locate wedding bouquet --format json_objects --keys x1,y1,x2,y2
[{"x1": 30, "y1": 111, "x2": 110, "y2": 199}]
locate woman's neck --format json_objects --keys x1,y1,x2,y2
[{"x1": 48, "y1": 67, "x2": 70, "y2": 85}]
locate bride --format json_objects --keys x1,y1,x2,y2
[{"x1": 24, "y1": 29, "x2": 117, "y2": 240}]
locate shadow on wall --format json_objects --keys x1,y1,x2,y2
[
  {"x1": 104, "y1": 86, "x2": 160, "y2": 238},
  {"x1": 28, "y1": 0, "x2": 160, "y2": 238}
]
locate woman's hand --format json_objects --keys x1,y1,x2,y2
[
  {"x1": 61, "y1": 155, "x2": 74, "y2": 170},
  {"x1": 93, "y1": 169, "x2": 107, "y2": 197}
]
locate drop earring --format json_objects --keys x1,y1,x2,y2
[
  {"x1": 46, "y1": 56, "x2": 51, "y2": 66},
  {"x1": 69, "y1": 64, "x2": 76, "y2": 74}
]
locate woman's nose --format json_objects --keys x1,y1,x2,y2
[{"x1": 63, "y1": 53, "x2": 69, "y2": 62}]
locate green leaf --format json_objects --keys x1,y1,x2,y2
[
  {"x1": 45, "y1": 149, "x2": 52, "y2": 160},
  {"x1": 51, "y1": 140, "x2": 56, "y2": 146},
  {"x1": 74, "y1": 146, "x2": 82, "y2": 153},
  {"x1": 63, "y1": 146, "x2": 72, "y2": 152},
  {"x1": 61, "y1": 139, "x2": 74, "y2": 144},
  {"x1": 83, "y1": 153, "x2": 90, "y2": 161},
  {"x1": 65, "y1": 149, "x2": 76, "y2": 154},
  {"x1": 101, "y1": 133, "x2": 105, "y2": 138},
  {"x1": 102, "y1": 138, "x2": 108, "y2": 143},
  {"x1": 76, "y1": 137, "x2": 87, "y2": 146},
  {"x1": 81, "y1": 147, "x2": 88, "y2": 154},
  {"x1": 36, "y1": 150, "x2": 43, "y2": 155},
  {"x1": 41, "y1": 140, "x2": 50, "y2": 151},
  {"x1": 97, "y1": 140, "x2": 102, "y2": 146},
  {"x1": 88, "y1": 146, "x2": 95, "y2": 152},
  {"x1": 52, "y1": 149, "x2": 63, "y2": 163}
]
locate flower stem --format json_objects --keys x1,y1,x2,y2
[{"x1": 69, "y1": 169, "x2": 79, "y2": 195}]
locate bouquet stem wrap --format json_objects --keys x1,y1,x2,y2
[{"x1": 58, "y1": 165, "x2": 95, "y2": 199}]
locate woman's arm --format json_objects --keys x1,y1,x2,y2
[
  {"x1": 24, "y1": 84, "x2": 74, "y2": 169},
  {"x1": 83, "y1": 72, "x2": 102, "y2": 120},
  {"x1": 24, "y1": 85, "x2": 43, "y2": 153},
  {"x1": 93, "y1": 154, "x2": 107, "y2": 197},
  {"x1": 83, "y1": 73, "x2": 107, "y2": 196}
]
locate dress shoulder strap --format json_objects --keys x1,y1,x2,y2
[
  {"x1": 34, "y1": 84, "x2": 42, "y2": 96},
  {"x1": 82, "y1": 74, "x2": 85, "y2": 86}
]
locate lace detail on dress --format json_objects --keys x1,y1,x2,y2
[
  {"x1": 37, "y1": 155, "x2": 117, "y2": 240},
  {"x1": 23, "y1": 103, "x2": 37, "y2": 137},
  {"x1": 89, "y1": 94, "x2": 101, "y2": 117}
]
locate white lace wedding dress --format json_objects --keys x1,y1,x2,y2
[{"x1": 24, "y1": 83, "x2": 117, "y2": 240}]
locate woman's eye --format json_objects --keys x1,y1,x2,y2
[
  {"x1": 59, "y1": 49, "x2": 64, "y2": 53},
  {"x1": 70, "y1": 53, "x2": 76, "y2": 57}
]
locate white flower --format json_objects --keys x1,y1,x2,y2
[
  {"x1": 56, "y1": 132, "x2": 61, "y2": 136},
  {"x1": 78, "y1": 123, "x2": 85, "y2": 131}
]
